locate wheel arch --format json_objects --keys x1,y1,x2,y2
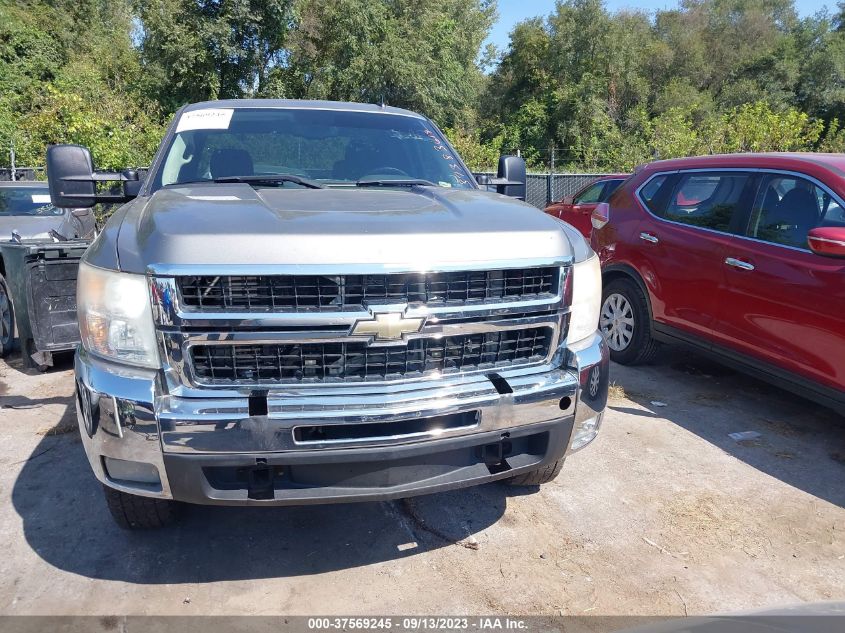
[
  {"x1": 0, "y1": 253, "x2": 15, "y2": 346},
  {"x1": 601, "y1": 264, "x2": 654, "y2": 323}
]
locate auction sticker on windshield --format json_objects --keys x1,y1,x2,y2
[{"x1": 175, "y1": 108, "x2": 234, "y2": 133}]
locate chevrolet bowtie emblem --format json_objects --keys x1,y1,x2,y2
[{"x1": 351, "y1": 312, "x2": 424, "y2": 341}]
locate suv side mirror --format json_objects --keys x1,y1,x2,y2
[
  {"x1": 46, "y1": 144, "x2": 139, "y2": 208},
  {"x1": 496, "y1": 155, "x2": 527, "y2": 200},
  {"x1": 591, "y1": 202, "x2": 610, "y2": 229},
  {"x1": 808, "y1": 227, "x2": 845, "y2": 258}
]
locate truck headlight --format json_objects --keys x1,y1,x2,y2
[
  {"x1": 567, "y1": 254, "x2": 602, "y2": 345},
  {"x1": 77, "y1": 262, "x2": 159, "y2": 368}
]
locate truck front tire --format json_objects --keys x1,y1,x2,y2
[
  {"x1": 0, "y1": 274, "x2": 14, "y2": 358},
  {"x1": 103, "y1": 485, "x2": 181, "y2": 529},
  {"x1": 504, "y1": 458, "x2": 565, "y2": 486}
]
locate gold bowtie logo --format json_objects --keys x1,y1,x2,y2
[{"x1": 351, "y1": 312, "x2": 424, "y2": 341}]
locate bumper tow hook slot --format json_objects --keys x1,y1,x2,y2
[
  {"x1": 480, "y1": 440, "x2": 512, "y2": 474},
  {"x1": 247, "y1": 458, "x2": 275, "y2": 500}
]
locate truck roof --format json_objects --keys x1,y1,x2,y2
[{"x1": 182, "y1": 99, "x2": 427, "y2": 120}]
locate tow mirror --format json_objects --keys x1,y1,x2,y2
[
  {"x1": 46, "y1": 144, "x2": 139, "y2": 208},
  {"x1": 808, "y1": 227, "x2": 845, "y2": 258},
  {"x1": 495, "y1": 155, "x2": 526, "y2": 200},
  {"x1": 475, "y1": 156, "x2": 527, "y2": 200},
  {"x1": 123, "y1": 171, "x2": 143, "y2": 198},
  {"x1": 591, "y1": 202, "x2": 610, "y2": 230}
]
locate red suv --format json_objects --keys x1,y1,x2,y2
[
  {"x1": 591, "y1": 153, "x2": 845, "y2": 413},
  {"x1": 545, "y1": 174, "x2": 628, "y2": 238}
]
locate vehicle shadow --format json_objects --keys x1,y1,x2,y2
[
  {"x1": 11, "y1": 400, "x2": 512, "y2": 584},
  {"x1": 608, "y1": 346, "x2": 845, "y2": 508}
]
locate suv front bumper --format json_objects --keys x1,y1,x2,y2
[{"x1": 74, "y1": 333, "x2": 608, "y2": 505}]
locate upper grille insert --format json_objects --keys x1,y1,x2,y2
[
  {"x1": 177, "y1": 268, "x2": 558, "y2": 312},
  {"x1": 190, "y1": 327, "x2": 553, "y2": 384}
]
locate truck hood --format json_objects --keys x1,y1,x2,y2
[{"x1": 114, "y1": 184, "x2": 576, "y2": 273}]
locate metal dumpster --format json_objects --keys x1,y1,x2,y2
[{"x1": 0, "y1": 239, "x2": 89, "y2": 370}]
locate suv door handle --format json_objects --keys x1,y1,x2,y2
[
  {"x1": 725, "y1": 257, "x2": 755, "y2": 271},
  {"x1": 639, "y1": 232, "x2": 659, "y2": 243}
]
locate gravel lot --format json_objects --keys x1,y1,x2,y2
[{"x1": 0, "y1": 345, "x2": 843, "y2": 617}]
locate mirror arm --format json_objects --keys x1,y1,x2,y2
[
  {"x1": 58, "y1": 170, "x2": 140, "y2": 203},
  {"x1": 487, "y1": 178, "x2": 524, "y2": 186},
  {"x1": 63, "y1": 171, "x2": 138, "y2": 183}
]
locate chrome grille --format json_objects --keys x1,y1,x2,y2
[
  {"x1": 189, "y1": 327, "x2": 554, "y2": 384},
  {"x1": 177, "y1": 268, "x2": 557, "y2": 312}
]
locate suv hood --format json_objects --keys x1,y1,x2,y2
[{"x1": 114, "y1": 184, "x2": 575, "y2": 273}]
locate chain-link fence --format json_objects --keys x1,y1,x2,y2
[
  {"x1": 474, "y1": 172, "x2": 614, "y2": 209},
  {"x1": 0, "y1": 167, "x2": 45, "y2": 181}
]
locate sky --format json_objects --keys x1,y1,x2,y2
[{"x1": 485, "y1": 0, "x2": 837, "y2": 52}]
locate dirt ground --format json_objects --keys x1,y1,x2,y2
[{"x1": 0, "y1": 345, "x2": 843, "y2": 617}]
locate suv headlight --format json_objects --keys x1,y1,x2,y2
[
  {"x1": 567, "y1": 254, "x2": 601, "y2": 345},
  {"x1": 77, "y1": 262, "x2": 159, "y2": 368}
]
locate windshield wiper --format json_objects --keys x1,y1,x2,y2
[
  {"x1": 214, "y1": 174, "x2": 324, "y2": 189},
  {"x1": 167, "y1": 174, "x2": 324, "y2": 189},
  {"x1": 356, "y1": 178, "x2": 437, "y2": 188}
]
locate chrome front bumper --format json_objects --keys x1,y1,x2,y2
[{"x1": 74, "y1": 332, "x2": 608, "y2": 505}]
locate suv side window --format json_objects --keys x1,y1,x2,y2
[
  {"x1": 637, "y1": 174, "x2": 670, "y2": 214},
  {"x1": 599, "y1": 179, "x2": 624, "y2": 202},
  {"x1": 748, "y1": 174, "x2": 842, "y2": 249},
  {"x1": 662, "y1": 171, "x2": 753, "y2": 232},
  {"x1": 574, "y1": 182, "x2": 605, "y2": 204}
]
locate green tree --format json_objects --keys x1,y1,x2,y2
[
  {"x1": 288, "y1": 0, "x2": 495, "y2": 127},
  {"x1": 135, "y1": 0, "x2": 297, "y2": 111},
  {"x1": 0, "y1": 0, "x2": 162, "y2": 169}
]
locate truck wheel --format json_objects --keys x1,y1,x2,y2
[
  {"x1": 505, "y1": 459, "x2": 565, "y2": 486},
  {"x1": 600, "y1": 277, "x2": 659, "y2": 365},
  {"x1": 103, "y1": 485, "x2": 181, "y2": 529},
  {"x1": 0, "y1": 274, "x2": 14, "y2": 357}
]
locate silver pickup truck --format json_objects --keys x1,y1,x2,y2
[{"x1": 46, "y1": 100, "x2": 608, "y2": 529}]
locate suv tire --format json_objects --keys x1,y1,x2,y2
[
  {"x1": 0, "y1": 274, "x2": 14, "y2": 358},
  {"x1": 600, "y1": 277, "x2": 659, "y2": 365},
  {"x1": 504, "y1": 459, "x2": 564, "y2": 486},
  {"x1": 103, "y1": 485, "x2": 181, "y2": 529}
]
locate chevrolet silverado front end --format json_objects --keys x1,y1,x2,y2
[{"x1": 49, "y1": 100, "x2": 608, "y2": 528}]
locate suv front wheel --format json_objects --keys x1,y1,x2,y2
[{"x1": 600, "y1": 277, "x2": 659, "y2": 365}]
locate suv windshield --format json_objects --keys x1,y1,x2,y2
[
  {"x1": 152, "y1": 107, "x2": 475, "y2": 192},
  {"x1": 0, "y1": 186, "x2": 63, "y2": 216}
]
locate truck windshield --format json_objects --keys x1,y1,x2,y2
[
  {"x1": 152, "y1": 107, "x2": 476, "y2": 191},
  {"x1": 0, "y1": 186, "x2": 63, "y2": 216}
]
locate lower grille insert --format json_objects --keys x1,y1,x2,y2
[
  {"x1": 293, "y1": 411, "x2": 480, "y2": 444},
  {"x1": 190, "y1": 327, "x2": 553, "y2": 384}
]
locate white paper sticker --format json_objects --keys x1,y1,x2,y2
[
  {"x1": 175, "y1": 108, "x2": 234, "y2": 133},
  {"x1": 31, "y1": 194, "x2": 51, "y2": 203}
]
